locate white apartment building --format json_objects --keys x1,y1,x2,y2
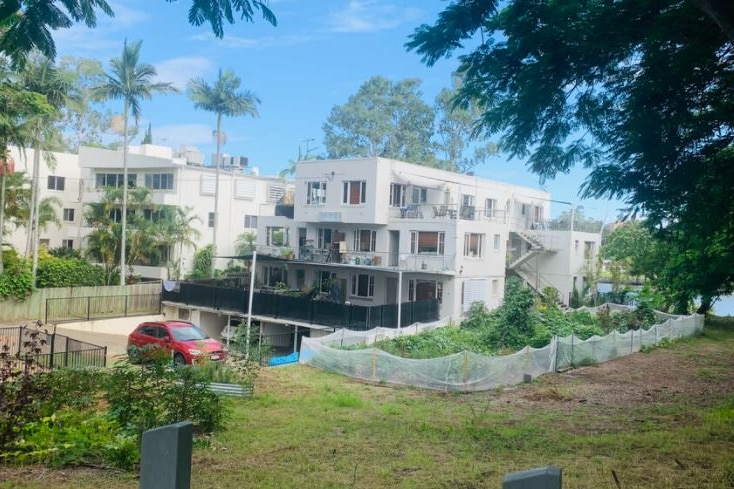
[
  {"x1": 256, "y1": 157, "x2": 602, "y2": 325},
  {"x1": 5, "y1": 144, "x2": 288, "y2": 278}
]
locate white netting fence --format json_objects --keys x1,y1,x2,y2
[{"x1": 299, "y1": 304, "x2": 704, "y2": 392}]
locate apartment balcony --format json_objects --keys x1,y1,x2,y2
[
  {"x1": 257, "y1": 245, "x2": 456, "y2": 274},
  {"x1": 162, "y1": 281, "x2": 440, "y2": 330},
  {"x1": 388, "y1": 203, "x2": 508, "y2": 224}
]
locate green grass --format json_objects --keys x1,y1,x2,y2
[{"x1": 2, "y1": 317, "x2": 734, "y2": 488}]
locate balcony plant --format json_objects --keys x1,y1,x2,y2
[{"x1": 279, "y1": 248, "x2": 295, "y2": 260}]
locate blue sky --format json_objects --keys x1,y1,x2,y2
[{"x1": 54, "y1": 0, "x2": 625, "y2": 221}]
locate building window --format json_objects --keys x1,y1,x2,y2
[
  {"x1": 244, "y1": 215, "x2": 258, "y2": 229},
  {"x1": 343, "y1": 180, "x2": 366, "y2": 205},
  {"x1": 463, "y1": 233, "x2": 484, "y2": 257},
  {"x1": 61, "y1": 239, "x2": 73, "y2": 249},
  {"x1": 47, "y1": 176, "x2": 65, "y2": 191},
  {"x1": 351, "y1": 273, "x2": 374, "y2": 298},
  {"x1": 296, "y1": 270, "x2": 306, "y2": 289},
  {"x1": 208, "y1": 212, "x2": 216, "y2": 228},
  {"x1": 411, "y1": 187, "x2": 427, "y2": 204},
  {"x1": 408, "y1": 279, "x2": 443, "y2": 303},
  {"x1": 267, "y1": 185, "x2": 285, "y2": 203},
  {"x1": 410, "y1": 231, "x2": 445, "y2": 255},
  {"x1": 354, "y1": 229, "x2": 376, "y2": 252},
  {"x1": 320, "y1": 271, "x2": 336, "y2": 293},
  {"x1": 145, "y1": 173, "x2": 174, "y2": 190},
  {"x1": 96, "y1": 173, "x2": 136, "y2": 188},
  {"x1": 307, "y1": 181, "x2": 327, "y2": 205},
  {"x1": 62, "y1": 208, "x2": 75, "y2": 222},
  {"x1": 462, "y1": 194, "x2": 474, "y2": 207},
  {"x1": 108, "y1": 208, "x2": 122, "y2": 223},
  {"x1": 143, "y1": 209, "x2": 164, "y2": 222},
  {"x1": 534, "y1": 205, "x2": 544, "y2": 223},
  {"x1": 492, "y1": 279, "x2": 499, "y2": 296},
  {"x1": 265, "y1": 266, "x2": 286, "y2": 287},
  {"x1": 485, "y1": 198, "x2": 497, "y2": 217},
  {"x1": 493, "y1": 234, "x2": 501, "y2": 250},
  {"x1": 267, "y1": 226, "x2": 287, "y2": 246},
  {"x1": 575, "y1": 240, "x2": 580, "y2": 253},
  {"x1": 584, "y1": 241, "x2": 596, "y2": 259},
  {"x1": 317, "y1": 228, "x2": 332, "y2": 250},
  {"x1": 390, "y1": 183, "x2": 406, "y2": 207}
]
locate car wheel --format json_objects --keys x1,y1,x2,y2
[{"x1": 173, "y1": 352, "x2": 187, "y2": 367}]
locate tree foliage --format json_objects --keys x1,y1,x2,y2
[
  {"x1": 55, "y1": 56, "x2": 113, "y2": 151},
  {"x1": 408, "y1": 0, "x2": 734, "y2": 312},
  {"x1": 434, "y1": 77, "x2": 496, "y2": 173},
  {"x1": 0, "y1": 0, "x2": 276, "y2": 66},
  {"x1": 323, "y1": 76, "x2": 436, "y2": 164}
]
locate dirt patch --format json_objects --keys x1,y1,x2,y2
[{"x1": 516, "y1": 338, "x2": 734, "y2": 408}]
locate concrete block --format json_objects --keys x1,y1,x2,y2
[
  {"x1": 140, "y1": 421, "x2": 193, "y2": 489},
  {"x1": 503, "y1": 466, "x2": 562, "y2": 489}
]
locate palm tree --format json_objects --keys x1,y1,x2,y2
[
  {"x1": 95, "y1": 40, "x2": 177, "y2": 285},
  {"x1": 17, "y1": 56, "x2": 69, "y2": 284},
  {"x1": 0, "y1": 81, "x2": 52, "y2": 274},
  {"x1": 159, "y1": 206, "x2": 201, "y2": 279},
  {"x1": 1, "y1": 0, "x2": 275, "y2": 67},
  {"x1": 187, "y1": 68, "x2": 260, "y2": 277},
  {"x1": 0, "y1": 0, "x2": 113, "y2": 66}
]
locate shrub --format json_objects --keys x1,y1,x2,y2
[
  {"x1": 36, "y1": 257, "x2": 106, "y2": 288},
  {"x1": 0, "y1": 249, "x2": 33, "y2": 300},
  {"x1": 104, "y1": 358, "x2": 227, "y2": 437},
  {"x1": 11, "y1": 411, "x2": 138, "y2": 469}
]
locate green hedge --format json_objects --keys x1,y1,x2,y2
[{"x1": 36, "y1": 257, "x2": 106, "y2": 288}]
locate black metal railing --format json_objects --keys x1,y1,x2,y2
[
  {"x1": 0, "y1": 326, "x2": 107, "y2": 369},
  {"x1": 45, "y1": 293, "x2": 161, "y2": 323},
  {"x1": 162, "y1": 282, "x2": 439, "y2": 329}
]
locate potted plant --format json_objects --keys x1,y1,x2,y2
[{"x1": 280, "y1": 248, "x2": 295, "y2": 260}]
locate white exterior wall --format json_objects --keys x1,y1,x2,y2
[
  {"x1": 4, "y1": 145, "x2": 288, "y2": 278},
  {"x1": 257, "y1": 157, "x2": 556, "y2": 323},
  {"x1": 78, "y1": 144, "x2": 287, "y2": 275},
  {"x1": 531, "y1": 230, "x2": 602, "y2": 303},
  {"x1": 6, "y1": 148, "x2": 85, "y2": 252}
]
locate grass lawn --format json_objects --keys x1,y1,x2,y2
[{"x1": 2, "y1": 317, "x2": 734, "y2": 488}]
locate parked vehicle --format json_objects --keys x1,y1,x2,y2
[{"x1": 127, "y1": 320, "x2": 226, "y2": 366}]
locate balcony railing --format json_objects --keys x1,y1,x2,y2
[
  {"x1": 388, "y1": 204, "x2": 508, "y2": 223},
  {"x1": 257, "y1": 245, "x2": 456, "y2": 273},
  {"x1": 162, "y1": 282, "x2": 439, "y2": 330}
]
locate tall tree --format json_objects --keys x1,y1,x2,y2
[
  {"x1": 0, "y1": 81, "x2": 52, "y2": 274},
  {"x1": 0, "y1": 0, "x2": 275, "y2": 66},
  {"x1": 95, "y1": 40, "x2": 178, "y2": 285},
  {"x1": 158, "y1": 205, "x2": 201, "y2": 279},
  {"x1": 407, "y1": 0, "x2": 734, "y2": 312},
  {"x1": 187, "y1": 68, "x2": 260, "y2": 277},
  {"x1": 56, "y1": 56, "x2": 112, "y2": 152},
  {"x1": 434, "y1": 77, "x2": 496, "y2": 173},
  {"x1": 323, "y1": 76, "x2": 436, "y2": 164},
  {"x1": 17, "y1": 55, "x2": 68, "y2": 285}
]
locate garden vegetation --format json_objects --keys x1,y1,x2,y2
[{"x1": 0, "y1": 329, "x2": 257, "y2": 469}]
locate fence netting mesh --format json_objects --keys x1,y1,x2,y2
[{"x1": 299, "y1": 304, "x2": 704, "y2": 392}]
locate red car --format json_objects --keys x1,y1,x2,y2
[{"x1": 127, "y1": 320, "x2": 226, "y2": 366}]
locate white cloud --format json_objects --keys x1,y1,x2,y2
[
  {"x1": 53, "y1": 2, "x2": 149, "y2": 57},
  {"x1": 153, "y1": 124, "x2": 215, "y2": 147},
  {"x1": 326, "y1": 0, "x2": 422, "y2": 33},
  {"x1": 190, "y1": 32, "x2": 321, "y2": 49},
  {"x1": 154, "y1": 57, "x2": 215, "y2": 90}
]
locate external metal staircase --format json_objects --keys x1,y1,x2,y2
[{"x1": 507, "y1": 231, "x2": 560, "y2": 303}]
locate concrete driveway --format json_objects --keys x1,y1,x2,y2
[{"x1": 55, "y1": 327, "x2": 130, "y2": 360}]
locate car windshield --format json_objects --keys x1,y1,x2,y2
[{"x1": 170, "y1": 325, "x2": 208, "y2": 342}]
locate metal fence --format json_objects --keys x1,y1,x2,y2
[
  {"x1": 162, "y1": 282, "x2": 439, "y2": 329},
  {"x1": 0, "y1": 326, "x2": 107, "y2": 369},
  {"x1": 45, "y1": 293, "x2": 161, "y2": 323}
]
